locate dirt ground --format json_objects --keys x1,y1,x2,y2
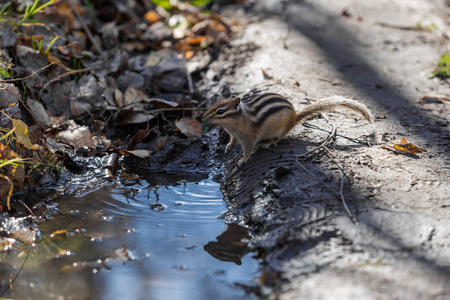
[{"x1": 200, "y1": 0, "x2": 450, "y2": 298}]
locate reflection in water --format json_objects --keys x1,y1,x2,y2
[
  {"x1": 204, "y1": 223, "x2": 251, "y2": 265},
  {"x1": 0, "y1": 177, "x2": 259, "y2": 300}
]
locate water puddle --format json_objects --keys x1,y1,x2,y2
[{"x1": 2, "y1": 176, "x2": 259, "y2": 300}]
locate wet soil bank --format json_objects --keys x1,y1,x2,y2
[{"x1": 200, "y1": 0, "x2": 450, "y2": 298}]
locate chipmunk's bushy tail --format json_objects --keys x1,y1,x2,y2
[{"x1": 296, "y1": 96, "x2": 374, "y2": 124}]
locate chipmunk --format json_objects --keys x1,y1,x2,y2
[{"x1": 202, "y1": 93, "x2": 374, "y2": 165}]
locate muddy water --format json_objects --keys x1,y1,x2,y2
[{"x1": 3, "y1": 176, "x2": 259, "y2": 300}]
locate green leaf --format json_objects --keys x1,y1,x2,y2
[
  {"x1": 33, "y1": 0, "x2": 58, "y2": 15},
  {"x1": 191, "y1": 0, "x2": 212, "y2": 6},
  {"x1": 151, "y1": 0, "x2": 172, "y2": 10},
  {"x1": 45, "y1": 36, "x2": 59, "y2": 55},
  {"x1": 0, "y1": 157, "x2": 24, "y2": 169}
]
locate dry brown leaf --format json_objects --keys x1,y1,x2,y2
[
  {"x1": 123, "y1": 87, "x2": 149, "y2": 107},
  {"x1": 12, "y1": 119, "x2": 34, "y2": 149},
  {"x1": 127, "y1": 129, "x2": 151, "y2": 150},
  {"x1": 55, "y1": 120, "x2": 94, "y2": 150},
  {"x1": 393, "y1": 137, "x2": 427, "y2": 155},
  {"x1": 175, "y1": 118, "x2": 202, "y2": 138}
]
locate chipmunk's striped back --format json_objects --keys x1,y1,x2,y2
[{"x1": 242, "y1": 93, "x2": 295, "y2": 127}]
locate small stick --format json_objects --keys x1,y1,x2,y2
[
  {"x1": 38, "y1": 67, "x2": 91, "y2": 100},
  {"x1": 295, "y1": 157, "x2": 354, "y2": 219},
  {"x1": 323, "y1": 147, "x2": 355, "y2": 220},
  {"x1": 0, "y1": 247, "x2": 32, "y2": 297},
  {"x1": 71, "y1": 0, "x2": 103, "y2": 55},
  {"x1": 9, "y1": 275, "x2": 16, "y2": 300},
  {"x1": 339, "y1": 162, "x2": 353, "y2": 219},
  {"x1": 303, "y1": 122, "x2": 371, "y2": 146},
  {"x1": 297, "y1": 119, "x2": 336, "y2": 158},
  {"x1": 19, "y1": 200, "x2": 36, "y2": 217},
  {"x1": 295, "y1": 157, "x2": 339, "y2": 197},
  {"x1": 21, "y1": 22, "x2": 67, "y2": 41},
  {"x1": 1, "y1": 62, "x2": 56, "y2": 82},
  {"x1": 0, "y1": 175, "x2": 13, "y2": 211}
]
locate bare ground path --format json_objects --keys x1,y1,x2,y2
[{"x1": 201, "y1": 0, "x2": 450, "y2": 298}]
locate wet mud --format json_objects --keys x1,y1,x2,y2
[{"x1": 197, "y1": 0, "x2": 450, "y2": 298}]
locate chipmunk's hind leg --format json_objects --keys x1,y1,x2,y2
[{"x1": 263, "y1": 137, "x2": 281, "y2": 148}]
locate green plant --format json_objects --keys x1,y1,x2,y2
[
  {"x1": 31, "y1": 35, "x2": 59, "y2": 55},
  {"x1": 45, "y1": 36, "x2": 59, "y2": 54},
  {"x1": 0, "y1": 53, "x2": 13, "y2": 79},
  {"x1": 0, "y1": 0, "x2": 58, "y2": 27},
  {"x1": 416, "y1": 22, "x2": 437, "y2": 32},
  {"x1": 432, "y1": 52, "x2": 450, "y2": 78},
  {"x1": 19, "y1": 0, "x2": 58, "y2": 25},
  {"x1": 151, "y1": 0, "x2": 212, "y2": 10},
  {"x1": 0, "y1": 2, "x2": 12, "y2": 16},
  {"x1": 0, "y1": 127, "x2": 16, "y2": 143},
  {"x1": 31, "y1": 35, "x2": 43, "y2": 52}
]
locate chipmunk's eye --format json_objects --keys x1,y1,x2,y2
[{"x1": 216, "y1": 108, "x2": 225, "y2": 115}]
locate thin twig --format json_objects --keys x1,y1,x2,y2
[
  {"x1": 9, "y1": 276, "x2": 16, "y2": 300},
  {"x1": 339, "y1": 162, "x2": 353, "y2": 219},
  {"x1": 1, "y1": 83, "x2": 42, "y2": 129},
  {"x1": 0, "y1": 246, "x2": 32, "y2": 297},
  {"x1": 297, "y1": 120, "x2": 336, "y2": 158},
  {"x1": 21, "y1": 22, "x2": 67, "y2": 41},
  {"x1": 295, "y1": 158, "x2": 354, "y2": 219},
  {"x1": 38, "y1": 67, "x2": 91, "y2": 100},
  {"x1": 295, "y1": 116, "x2": 354, "y2": 219},
  {"x1": 71, "y1": 0, "x2": 102, "y2": 54},
  {"x1": 0, "y1": 174, "x2": 13, "y2": 211},
  {"x1": 303, "y1": 122, "x2": 370, "y2": 146},
  {"x1": 1, "y1": 62, "x2": 56, "y2": 82},
  {"x1": 18, "y1": 200, "x2": 36, "y2": 217},
  {"x1": 323, "y1": 147, "x2": 355, "y2": 220},
  {"x1": 295, "y1": 158, "x2": 339, "y2": 197}
]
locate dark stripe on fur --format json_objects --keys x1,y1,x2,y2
[
  {"x1": 244, "y1": 93, "x2": 282, "y2": 107},
  {"x1": 257, "y1": 106, "x2": 292, "y2": 127},
  {"x1": 248, "y1": 97, "x2": 293, "y2": 116}
]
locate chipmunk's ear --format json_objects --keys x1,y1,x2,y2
[{"x1": 233, "y1": 97, "x2": 241, "y2": 110}]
